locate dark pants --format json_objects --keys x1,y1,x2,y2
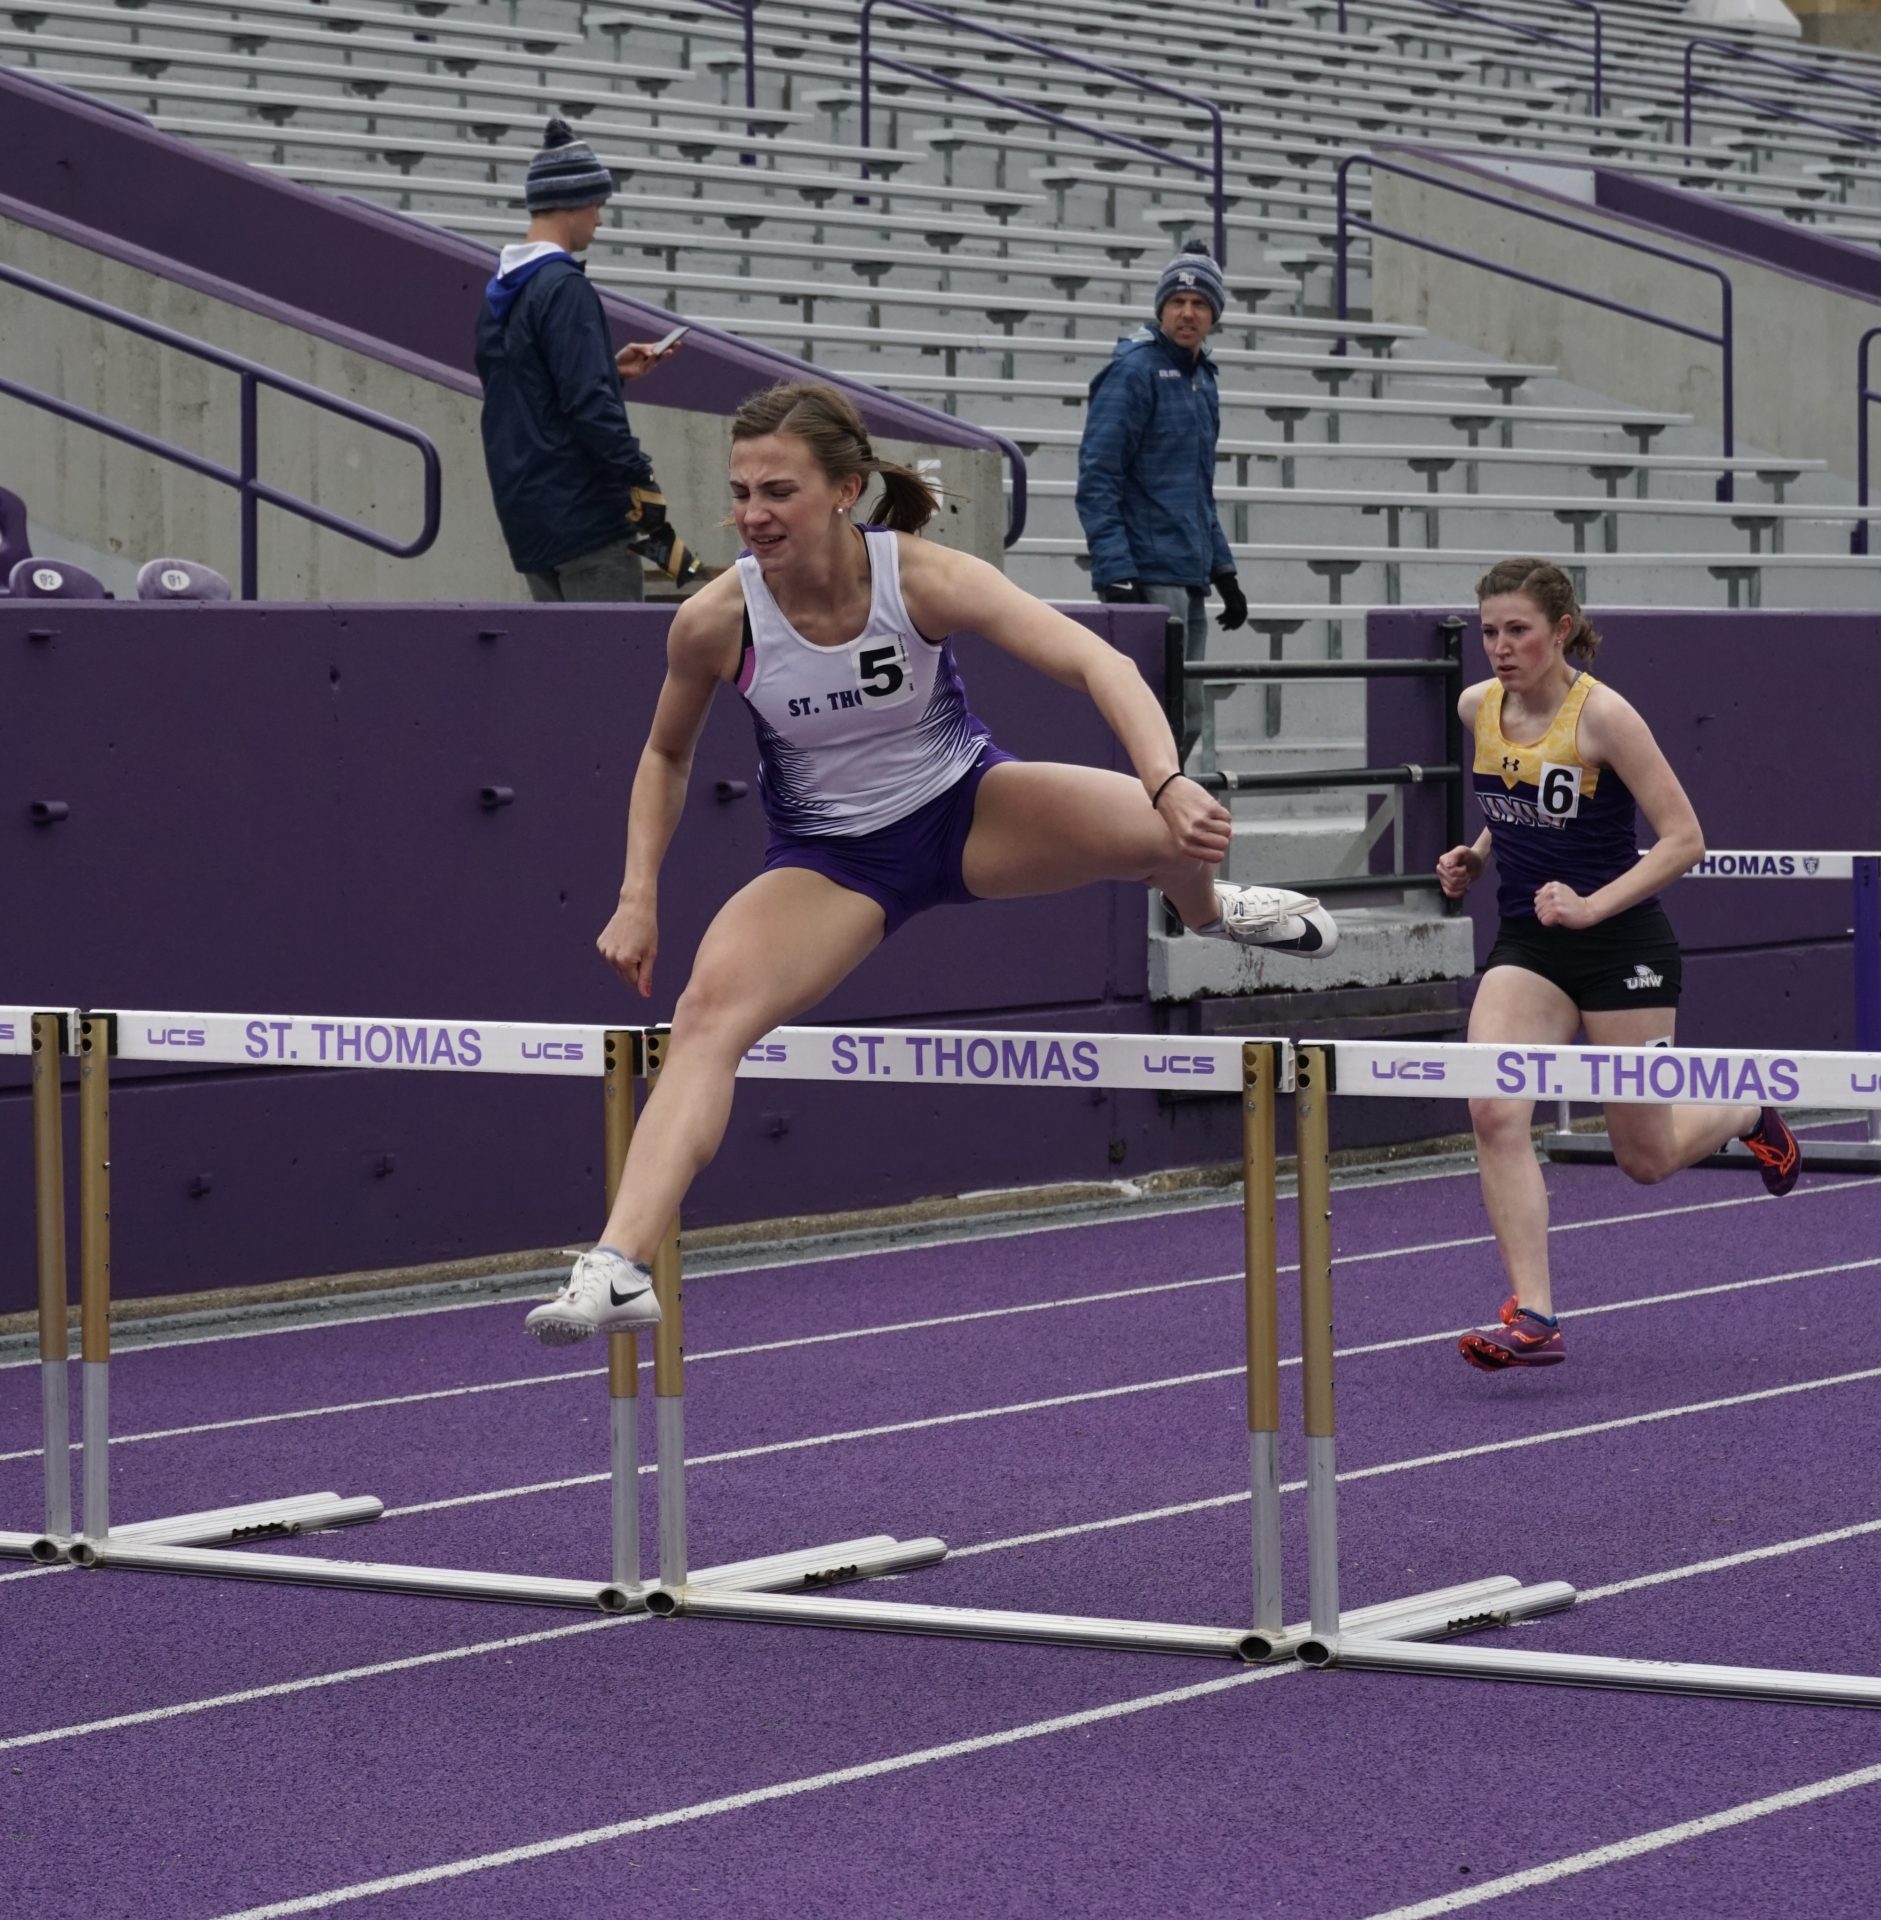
[
  {"x1": 524, "y1": 536, "x2": 645, "y2": 603},
  {"x1": 1142, "y1": 581, "x2": 1209, "y2": 765}
]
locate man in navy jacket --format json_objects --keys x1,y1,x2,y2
[
  {"x1": 476, "y1": 120, "x2": 693, "y2": 601},
  {"x1": 1076, "y1": 248, "x2": 1247, "y2": 763}
]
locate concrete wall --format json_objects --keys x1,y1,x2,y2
[
  {"x1": 1367, "y1": 605, "x2": 1881, "y2": 1050},
  {"x1": 1369, "y1": 145, "x2": 1881, "y2": 484}
]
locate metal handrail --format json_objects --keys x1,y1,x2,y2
[
  {"x1": 1336, "y1": 0, "x2": 1603, "y2": 118},
  {"x1": 1162, "y1": 613, "x2": 1469, "y2": 897},
  {"x1": 1683, "y1": 37, "x2": 1881, "y2": 153},
  {"x1": 1858, "y1": 326, "x2": 1881, "y2": 557},
  {"x1": 1334, "y1": 152, "x2": 1736, "y2": 500},
  {"x1": 858, "y1": 0, "x2": 1228, "y2": 266},
  {"x1": 0, "y1": 260, "x2": 442, "y2": 599},
  {"x1": 688, "y1": 0, "x2": 760, "y2": 112}
]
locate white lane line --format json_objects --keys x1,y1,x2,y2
[
  {"x1": 209, "y1": 1665, "x2": 1288, "y2": 1919},
  {"x1": 380, "y1": 1252, "x2": 1881, "y2": 1521},
  {"x1": 1361, "y1": 1762, "x2": 1881, "y2": 1919},
  {"x1": 4, "y1": 1184, "x2": 1858, "y2": 1465},
  {"x1": 8, "y1": 1151, "x2": 1856, "y2": 1371},
  {"x1": 205, "y1": 1499, "x2": 1881, "y2": 1920},
  {"x1": 12, "y1": 1486, "x2": 1881, "y2": 1759},
  {"x1": 0, "y1": 1617, "x2": 636, "y2": 1753}
]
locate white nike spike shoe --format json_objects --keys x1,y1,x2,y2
[
  {"x1": 525, "y1": 1247, "x2": 662, "y2": 1346},
  {"x1": 1199, "y1": 882, "x2": 1340, "y2": 957}
]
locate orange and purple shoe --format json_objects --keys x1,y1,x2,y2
[
  {"x1": 1741, "y1": 1106, "x2": 1800, "y2": 1197},
  {"x1": 1459, "y1": 1301, "x2": 1564, "y2": 1371}
]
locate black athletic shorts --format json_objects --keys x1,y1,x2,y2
[{"x1": 1483, "y1": 900, "x2": 1682, "y2": 1011}]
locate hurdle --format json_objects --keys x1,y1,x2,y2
[
  {"x1": 47, "y1": 1008, "x2": 939, "y2": 1611},
  {"x1": 1547, "y1": 851, "x2": 1881, "y2": 1174},
  {"x1": 647, "y1": 1029, "x2": 1559, "y2": 1662},
  {"x1": 1292, "y1": 1037, "x2": 1881, "y2": 1709}
]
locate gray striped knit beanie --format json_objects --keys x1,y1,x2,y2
[
  {"x1": 1154, "y1": 248, "x2": 1226, "y2": 321},
  {"x1": 525, "y1": 118, "x2": 613, "y2": 212}
]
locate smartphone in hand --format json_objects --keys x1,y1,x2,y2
[{"x1": 651, "y1": 323, "x2": 690, "y2": 357}]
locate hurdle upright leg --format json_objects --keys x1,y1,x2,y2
[
  {"x1": 36, "y1": 1014, "x2": 72, "y2": 1550},
  {"x1": 604, "y1": 1030, "x2": 641, "y2": 1595},
  {"x1": 1289, "y1": 1044, "x2": 1578, "y2": 1670},
  {"x1": 1243, "y1": 1041, "x2": 1283, "y2": 1642},
  {"x1": 1, "y1": 1011, "x2": 77, "y2": 1566}
]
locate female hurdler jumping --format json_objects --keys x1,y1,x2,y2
[
  {"x1": 1439, "y1": 558, "x2": 1800, "y2": 1371},
  {"x1": 527, "y1": 380, "x2": 1338, "y2": 1342}
]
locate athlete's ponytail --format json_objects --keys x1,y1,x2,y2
[
  {"x1": 1475, "y1": 556, "x2": 1602, "y2": 664},
  {"x1": 730, "y1": 380, "x2": 942, "y2": 535}
]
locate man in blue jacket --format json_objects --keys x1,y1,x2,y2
[
  {"x1": 476, "y1": 120, "x2": 696, "y2": 601},
  {"x1": 1076, "y1": 248, "x2": 1247, "y2": 763}
]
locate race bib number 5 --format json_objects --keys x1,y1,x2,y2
[
  {"x1": 855, "y1": 635, "x2": 916, "y2": 708},
  {"x1": 1537, "y1": 761, "x2": 1583, "y2": 821}
]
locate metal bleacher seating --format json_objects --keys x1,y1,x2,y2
[{"x1": 8, "y1": 0, "x2": 1878, "y2": 930}]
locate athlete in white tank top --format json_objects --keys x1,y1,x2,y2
[{"x1": 734, "y1": 527, "x2": 989, "y2": 837}]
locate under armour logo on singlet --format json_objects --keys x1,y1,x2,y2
[{"x1": 1502, "y1": 755, "x2": 1522, "y2": 774}]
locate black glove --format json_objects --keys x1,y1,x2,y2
[
  {"x1": 1096, "y1": 579, "x2": 1146, "y2": 604},
  {"x1": 1212, "y1": 570, "x2": 1247, "y2": 631},
  {"x1": 626, "y1": 482, "x2": 702, "y2": 588}
]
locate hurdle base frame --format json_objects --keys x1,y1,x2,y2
[
  {"x1": 1305, "y1": 1635, "x2": 1881, "y2": 1710},
  {"x1": 72, "y1": 1529, "x2": 949, "y2": 1614},
  {"x1": 644, "y1": 1573, "x2": 1580, "y2": 1666}
]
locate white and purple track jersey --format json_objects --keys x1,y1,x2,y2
[{"x1": 734, "y1": 527, "x2": 990, "y2": 838}]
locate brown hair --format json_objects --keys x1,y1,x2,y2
[
  {"x1": 1474, "y1": 556, "x2": 1602, "y2": 664},
  {"x1": 730, "y1": 381, "x2": 941, "y2": 534}
]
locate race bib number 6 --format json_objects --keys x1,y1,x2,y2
[
  {"x1": 1537, "y1": 761, "x2": 1583, "y2": 821},
  {"x1": 855, "y1": 635, "x2": 916, "y2": 708}
]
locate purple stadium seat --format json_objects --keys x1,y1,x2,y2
[
  {"x1": 7, "y1": 556, "x2": 113, "y2": 600},
  {"x1": 136, "y1": 556, "x2": 233, "y2": 602},
  {"x1": 0, "y1": 486, "x2": 30, "y2": 595}
]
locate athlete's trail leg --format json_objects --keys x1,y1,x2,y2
[
  {"x1": 1587, "y1": 1006, "x2": 1758, "y2": 1183},
  {"x1": 959, "y1": 762, "x2": 1221, "y2": 924}
]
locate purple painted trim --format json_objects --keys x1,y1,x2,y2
[
  {"x1": 1595, "y1": 171, "x2": 1881, "y2": 306},
  {"x1": 1339, "y1": 147, "x2": 1736, "y2": 498},
  {"x1": 858, "y1": 0, "x2": 1228, "y2": 266},
  {"x1": 1336, "y1": 0, "x2": 1603, "y2": 118},
  {"x1": 0, "y1": 188, "x2": 480, "y2": 400},
  {"x1": 1683, "y1": 36, "x2": 1881, "y2": 150}
]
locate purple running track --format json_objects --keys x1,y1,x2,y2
[{"x1": 6, "y1": 1159, "x2": 1881, "y2": 1918}]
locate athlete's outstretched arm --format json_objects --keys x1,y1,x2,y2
[
  {"x1": 898, "y1": 539, "x2": 1229, "y2": 865},
  {"x1": 597, "y1": 577, "x2": 742, "y2": 995},
  {"x1": 1536, "y1": 688, "x2": 1703, "y2": 930}
]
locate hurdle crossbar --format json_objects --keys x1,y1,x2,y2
[
  {"x1": 1300, "y1": 1035, "x2": 1881, "y2": 1711},
  {"x1": 49, "y1": 1009, "x2": 948, "y2": 1613},
  {"x1": 1546, "y1": 853, "x2": 1881, "y2": 1173}
]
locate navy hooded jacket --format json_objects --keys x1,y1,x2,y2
[
  {"x1": 475, "y1": 250, "x2": 656, "y2": 575},
  {"x1": 1075, "y1": 325, "x2": 1234, "y2": 590}
]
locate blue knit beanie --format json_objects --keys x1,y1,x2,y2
[
  {"x1": 1154, "y1": 248, "x2": 1226, "y2": 322},
  {"x1": 525, "y1": 118, "x2": 613, "y2": 212}
]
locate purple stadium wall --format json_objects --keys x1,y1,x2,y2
[
  {"x1": 1368, "y1": 606, "x2": 1881, "y2": 1050},
  {"x1": 4, "y1": 600, "x2": 1364, "y2": 1313}
]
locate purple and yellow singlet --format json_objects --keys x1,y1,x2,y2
[{"x1": 1471, "y1": 671, "x2": 1651, "y2": 921}]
